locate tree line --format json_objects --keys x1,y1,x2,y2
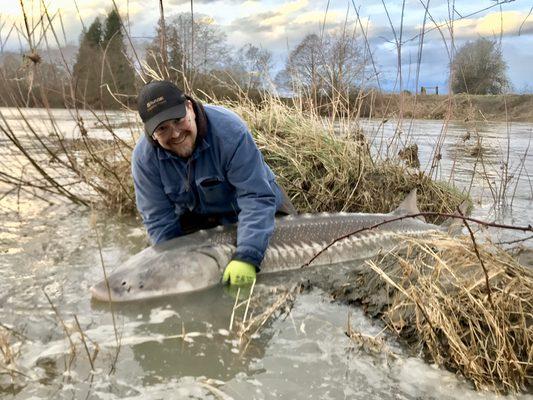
[{"x1": 0, "y1": 8, "x2": 512, "y2": 111}]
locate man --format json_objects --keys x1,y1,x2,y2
[{"x1": 132, "y1": 80, "x2": 295, "y2": 286}]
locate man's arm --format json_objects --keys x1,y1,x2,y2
[
  {"x1": 132, "y1": 151, "x2": 182, "y2": 245},
  {"x1": 224, "y1": 125, "x2": 277, "y2": 268}
]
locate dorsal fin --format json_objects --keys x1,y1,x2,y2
[{"x1": 392, "y1": 189, "x2": 425, "y2": 222}]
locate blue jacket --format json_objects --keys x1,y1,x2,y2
[{"x1": 131, "y1": 104, "x2": 284, "y2": 267}]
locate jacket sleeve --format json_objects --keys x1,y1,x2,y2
[
  {"x1": 132, "y1": 150, "x2": 182, "y2": 245},
  {"x1": 224, "y1": 125, "x2": 277, "y2": 269}
]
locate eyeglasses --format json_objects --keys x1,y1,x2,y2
[{"x1": 152, "y1": 115, "x2": 192, "y2": 143}]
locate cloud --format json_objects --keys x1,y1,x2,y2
[
  {"x1": 228, "y1": 0, "x2": 354, "y2": 47},
  {"x1": 292, "y1": 10, "x2": 342, "y2": 26},
  {"x1": 452, "y1": 11, "x2": 533, "y2": 39},
  {"x1": 229, "y1": 0, "x2": 310, "y2": 33},
  {"x1": 276, "y1": 0, "x2": 309, "y2": 15},
  {"x1": 476, "y1": 11, "x2": 521, "y2": 35},
  {"x1": 242, "y1": 0, "x2": 260, "y2": 6},
  {"x1": 230, "y1": 12, "x2": 280, "y2": 34}
]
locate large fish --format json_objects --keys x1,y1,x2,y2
[{"x1": 90, "y1": 190, "x2": 448, "y2": 302}]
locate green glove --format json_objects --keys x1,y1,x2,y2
[{"x1": 222, "y1": 260, "x2": 256, "y2": 286}]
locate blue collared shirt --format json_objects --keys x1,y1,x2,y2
[{"x1": 131, "y1": 105, "x2": 284, "y2": 267}]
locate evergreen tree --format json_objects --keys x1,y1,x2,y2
[
  {"x1": 72, "y1": 18, "x2": 103, "y2": 107},
  {"x1": 101, "y1": 9, "x2": 136, "y2": 108},
  {"x1": 144, "y1": 18, "x2": 165, "y2": 78},
  {"x1": 168, "y1": 26, "x2": 185, "y2": 85},
  {"x1": 145, "y1": 19, "x2": 185, "y2": 85},
  {"x1": 86, "y1": 18, "x2": 102, "y2": 47}
]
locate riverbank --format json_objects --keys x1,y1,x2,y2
[
  {"x1": 322, "y1": 233, "x2": 533, "y2": 394},
  {"x1": 363, "y1": 93, "x2": 533, "y2": 122}
]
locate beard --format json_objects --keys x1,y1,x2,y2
[
  {"x1": 173, "y1": 141, "x2": 195, "y2": 158},
  {"x1": 162, "y1": 129, "x2": 197, "y2": 158}
]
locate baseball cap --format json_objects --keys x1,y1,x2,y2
[{"x1": 137, "y1": 81, "x2": 188, "y2": 136}]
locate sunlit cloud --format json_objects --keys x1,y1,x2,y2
[
  {"x1": 452, "y1": 11, "x2": 533, "y2": 39},
  {"x1": 238, "y1": 0, "x2": 310, "y2": 29},
  {"x1": 261, "y1": 13, "x2": 289, "y2": 28},
  {"x1": 241, "y1": 0, "x2": 263, "y2": 12},
  {"x1": 231, "y1": 0, "x2": 313, "y2": 30},
  {"x1": 292, "y1": 10, "x2": 342, "y2": 25},
  {"x1": 276, "y1": 0, "x2": 309, "y2": 15}
]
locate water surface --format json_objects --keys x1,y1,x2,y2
[{"x1": 0, "y1": 109, "x2": 531, "y2": 398}]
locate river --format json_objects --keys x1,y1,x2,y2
[{"x1": 0, "y1": 107, "x2": 531, "y2": 399}]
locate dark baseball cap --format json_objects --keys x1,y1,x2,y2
[{"x1": 137, "y1": 81, "x2": 187, "y2": 136}]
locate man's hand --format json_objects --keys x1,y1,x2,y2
[{"x1": 222, "y1": 260, "x2": 256, "y2": 285}]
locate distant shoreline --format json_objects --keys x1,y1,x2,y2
[
  {"x1": 359, "y1": 93, "x2": 533, "y2": 123},
  {"x1": 2, "y1": 93, "x2": 533, "y2": 123}
]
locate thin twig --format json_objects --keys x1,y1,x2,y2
[
  {"x1": 0, "y1": 323, "x2": 29, "y2": 342},
  {"x1": 461, "y1": 217, "x2": 494, "y2": 308},
  {"x1": 228, "y1": 287, "x2": 241, "y2": 332},
  {"x1": 242, "y1": 279, "x2": 256, "y2": 325},
  {"x1": 496, "y1": 235, "x2": 533, "y2": 246},
  {"x1": 42, "y1": 288, "x2": 76, "y2": 357},
  {"x1": 73, "y1": 315, "x2": 95, "y2": 371},
  {"x1": 91, "y1": 214, "x2": 121, "y2": 375}
]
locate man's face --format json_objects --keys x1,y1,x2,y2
[{"x1": 152, "y1": 101, "x2": 197, "y2": 158}]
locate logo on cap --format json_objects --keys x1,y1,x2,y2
[{"x1": 146, "y1": 96, "x2": 166, "y2": 112}]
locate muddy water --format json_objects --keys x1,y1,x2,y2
[
  {"x1": 360, "y1": 118, "x2": 533, "y2": 256},
  {"x1": 0, "y1": 108, "x2": 532, "y2": 399}
]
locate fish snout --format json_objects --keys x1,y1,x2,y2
[
  {"x1": 90, "y1": 282, "x2": 114, "y2": 302},
  {"x1": 90, "y1": 279, "x2": 127, "y2": 302},
  {"x1": 90, "y1": 276, "x2": 146, "y2": 302}
]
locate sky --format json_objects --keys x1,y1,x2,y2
[{"x1": 2, "y1": 0, "x2": 533, "y2": 93}]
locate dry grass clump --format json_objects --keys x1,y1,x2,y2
[
  {"x1": 0, "y1": 326, "x2": 25, "y2": 394},
  {"x1": 230, "y1": 96, "x2": 468, "y2": 219},
  {"x1": 357, "y1": 233, "x2": 532, "y2": 393},
  {"x1": 76, "y1": 139, "x2": 135, "y2": 214}
]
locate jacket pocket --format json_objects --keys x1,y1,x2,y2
[
  {"x1": 196, "y1": 176, "x2": 234, "y2": 212},
  {"x1": 164, "y1": 186, "x2": 194, "y2": 214}
]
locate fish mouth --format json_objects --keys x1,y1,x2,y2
[{"x1": 90, "y1": 285, "x2": 115, "y2": 302}]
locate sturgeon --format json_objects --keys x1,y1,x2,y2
[{"x1": 90, "y1": 190, "x2": 446, "y2": 302}]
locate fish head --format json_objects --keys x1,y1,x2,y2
[{"x1": 90, "y1": 249, "x2": 221, "y2": 302}]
